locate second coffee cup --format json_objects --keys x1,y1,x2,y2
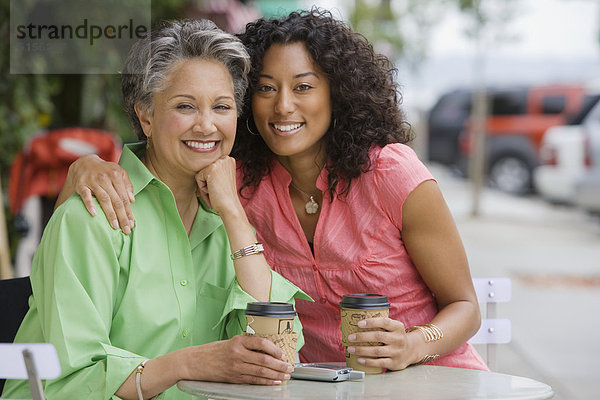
[{"x1": 339, "y1": 294, "x2": 390, "y2": 374}]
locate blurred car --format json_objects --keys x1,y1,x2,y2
[
  {"x1": 457, "y1": 84, "x2": 587, "y2": 195},
  {"x1": 427, "y1": 88, "x2": 472, "y2": 165},
  {"x1": 574, "y1": 99, "x2": 600, "y2": 215},
  {"x1": 534, "y1": 94, "x2": 600, "y2": 204}
]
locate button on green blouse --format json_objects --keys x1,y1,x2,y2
[{"x1": 2, "y1": 144, "x2": 311, "y2": 400}]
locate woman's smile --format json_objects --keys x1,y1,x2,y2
[
  {"x1": 183, "y1": 139, "x2": 220, "y2": 152},
  {"x1": 270, "y1": 122, "x2": 305, "y2": 136}
]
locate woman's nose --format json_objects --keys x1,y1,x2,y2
[
  {"x1": 274, "y1": 88, "x2": 294, "y2": 115},
  {"x1": 193, "y1": 113, "x2": 217, "y2": 135}
]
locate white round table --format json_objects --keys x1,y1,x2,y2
[{"x1": 177, "y1": 365, "x2": 554, "y2": 400}]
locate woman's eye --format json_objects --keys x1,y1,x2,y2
[
  {"x1": 296, "y1": 84, "x2": 313, "y2": 91},
  {"x1": 214, "y1": 104, "x2": 232, "y2": 111},
  {"x1": 257, "y1": 85, "x2": 275, "y2": 93},
  {"x1": 176, "y1": 103, "x2": 194, "y2": 110}
]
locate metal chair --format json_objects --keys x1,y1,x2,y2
[
  {"x1": 469, "y1": 277, "x2": 512, "y2": 370},
  {"x1": 0, "y1": 343, "x2": 60, "y2": 400}
]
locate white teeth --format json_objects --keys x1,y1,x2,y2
[
  {"x1": 185, "y1": 141, "x2": 216, "y2": 149},
  {"x1": 273, "y1": 123, "x2": 302, "y2": 132}
]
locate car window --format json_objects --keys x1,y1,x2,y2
[
  {"x1": 569, "y1": 95, "x2": 600, "y2": 125},
  {"x1": 541, "y1": 95, "x2": 567, "y2": 114},
  {"x1": 429, "y1": 91, "x2": 472, "y2": 125},
  {"x1": 491, "y1": 89, "x2": 526, "y2": 115},
  {"x1": 584, "y1": 99, "x2": 600, "y2": 129}
]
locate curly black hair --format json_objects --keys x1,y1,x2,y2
[{"x1": 233, "y1": 8, "x2": 412, "y2": 198}]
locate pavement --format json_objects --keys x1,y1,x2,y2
[{"x1": 428, "y1": 163, "x2": 600, "y2": 400}]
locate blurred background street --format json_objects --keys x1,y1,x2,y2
[{"x1": 431, "y1": 163, "x2": 600, "y2": 400}]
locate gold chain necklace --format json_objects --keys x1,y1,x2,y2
[{"x1": 289, "y1": 181, "x2": 319, "y2": 214}]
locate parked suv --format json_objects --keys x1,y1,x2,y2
[{"x1": 427, "y1": 84, "x2": 587, "y2": 194}]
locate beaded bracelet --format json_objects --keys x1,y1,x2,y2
[{"x1": 136, "y1": 359, "x2": 148, "y2": 400}]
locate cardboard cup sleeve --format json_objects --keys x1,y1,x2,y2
[
  {"x1": 340, "y1": 308, "x2": 389, "y2": 346},
  {"x1": 244, "y1": 332, "x2": 297, "y2": 367}
]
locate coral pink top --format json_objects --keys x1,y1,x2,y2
[{"x1": 238, "y1": 143, "x2": 488, "y2": 370}]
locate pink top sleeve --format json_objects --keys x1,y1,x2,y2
[{"x1": 373, "y1": 144, "x2": 435, "y2": 230}]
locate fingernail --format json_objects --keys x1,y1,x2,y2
[
  {"x1": 348, "y1": 334, "x2": 356, "y2": 341},
  {"x1": 347, "y1": 346, "x2": 356, "y2": 354},
  {"x1": 123, "y1": 225, "x2": 131, "y2": 235},
  {"x1": 357, "y1": 358, "x2": 365, "y2": 365},
  {"x1": 287, "y1": 365, "x2": 293, "y2": 372},
  {"x1": 111, "y1": 220, "x2": 118, "y2": 229},
  {"x1": 273, "y1": 380, "x2": 282, "y2": 385},
  {"x1": 283, "y1": 374, "x2": 290, "y2": 380},
  {"x1": 358, "y1": 320, "x2": 366, "y2": 327},
  {"x1": 130, "y1": 220, "x2": 135, "y2": 229},
  {"x1": 90, "y1": 207, "x2": 97, "y2": 216}
]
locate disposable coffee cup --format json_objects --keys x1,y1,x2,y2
[
  {"x1": 245, "y1": 302, "x2": 296, "y2": 335},
  {"x1": 340, "y1": 294, "x2": 390, "y2": 374},
  {"x1": 245, "y1": 302, "x2": 297, "y2": 368}
]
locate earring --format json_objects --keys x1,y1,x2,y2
[
  {"x1": 332, "y1": 118, "x2": 337, "y2": 130},
  {"x1": 246, "y1": 118, "x2": 260, "y2": 136}
]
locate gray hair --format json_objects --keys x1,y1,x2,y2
[{"x1": 121, "y1": 19, "x2": 250, "y2": 140}]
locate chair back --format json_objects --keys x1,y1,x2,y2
[{"x1": 470, "y1": 278, "x2": 512, "y2": 370}]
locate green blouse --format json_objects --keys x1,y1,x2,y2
[{"x1": 2, "y1": 144, "x2": 310, "y2": 400}]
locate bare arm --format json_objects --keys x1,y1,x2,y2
[
  {"x1": 115, "y1": 336, "x2": 293, "y2": 399},
  {"x1": 195, "y1": 156, "x2": 271, "y2": 302},
  {"x1": 401, "y1": 180, "x2": 480, "y2": 359},
  {"x1": 349, "y1": 180, "x2": 480, "y2": 370},
  {"x1": 58, "y1": 155, "x2": 135, "y2": 233}
]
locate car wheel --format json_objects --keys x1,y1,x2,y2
[{"x1": 488, "y1": 155, "x2": 532, "y2": 195}]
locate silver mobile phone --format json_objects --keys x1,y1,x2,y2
[{"x1": 291, "y1": 363, "x2": 365, "y2": 382}]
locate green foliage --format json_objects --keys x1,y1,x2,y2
[
  {"x1": 0, "y1": 0, "x2": 193, "y2": 263},
  {"x1": 0, "y1": 0, "x2": 59, "y2": 175},
  {"x1": 0, "y1": 0, "x2": 193, "y2": 179}
]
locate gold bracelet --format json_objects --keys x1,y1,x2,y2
[
  {"x1": 230, "y1": 243, "x2": 264, "y2": 260},
  {"x1": 416, "y1": 354, "x2": 440, "y2": 365},
  {"x1": 405, "y1": 323, "x2": 444, "y2": 342}
]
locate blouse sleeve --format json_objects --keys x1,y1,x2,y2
[
  {"x1": 30, "y1": 197, "x2": 144, "y2": 400},
  {"x1": 374, "y1": 144, "x2": 436, "y2": 230},
  {"x1": 217, "y1": 271, "x2": 312, "y2": 352}
]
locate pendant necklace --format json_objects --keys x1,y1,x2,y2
[{"x1": 290, "y1": 181, "x2": 319, "y2": 214}]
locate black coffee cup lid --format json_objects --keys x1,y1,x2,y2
[
  {"x1": 245, "y1": 302, "x2": 296, "y2": 317},
  {"x1": 339, "y1": 294, "x2": 390, "y2": 309}
]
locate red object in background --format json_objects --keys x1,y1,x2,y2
[{"x1": 8, "y1": 127, "x2": 121, "y2": 215}]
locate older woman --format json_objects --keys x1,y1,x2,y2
[{"x1": 2, "y1": 20, "x2": 308, "y2": 400}]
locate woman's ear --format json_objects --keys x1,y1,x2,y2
[{"x1": 134, "y1": 104, "x2": 152, "y2": 139}]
